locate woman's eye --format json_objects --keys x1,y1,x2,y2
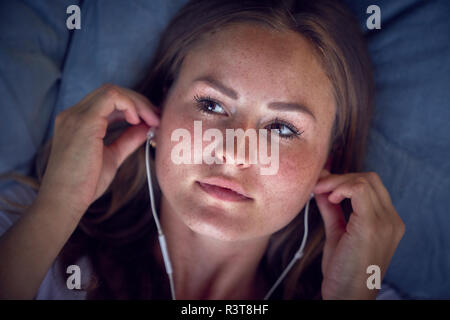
[
  {"x1": 266, "y1": 118, "x2": 304, "y2": 140},
  {"x1": 193, "y1": 95, "x2": 227, "y2": 115},
  {"x1": 192, "y1": 95, "x2": 303, "y2": 140}
]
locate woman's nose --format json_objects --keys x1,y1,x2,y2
[
  {"x1": 227, "y1": 131, "x2": 257, "y2": 168},
  {"x1": 216, "y1": 131, "x2": 253, "y2": 169}
]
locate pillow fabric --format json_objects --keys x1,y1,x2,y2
[
  {"x1": 47, "y1": 0, "x2": 189, "y2": 140},
  {"x1": 0, "y1": 0, "x2": 79, "y2": 187}
]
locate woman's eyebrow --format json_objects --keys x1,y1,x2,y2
[
  {"x1": 193, "y1": 75, "x2": 316, "y2": 122},
  {"x1": 193, "y1": 76, "x2": 238, "y2": 100},
  {"x1": 268, "y1": 102, "x2": 316, "y2": 122}
]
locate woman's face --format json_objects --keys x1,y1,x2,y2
[{"x1": 154, "y1": 23, "x2": 336, "y2": 241}]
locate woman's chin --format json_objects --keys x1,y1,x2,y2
[{"x1": 180, "y1": 207, "x2": 257, "y2": 242}]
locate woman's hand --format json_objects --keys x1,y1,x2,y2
[
  {"x1": 39, "y1": 84, "x2": 160, "y2": 216},
  {"x1": 313, "y1": 169, "x2": 405, "y2": 299}
]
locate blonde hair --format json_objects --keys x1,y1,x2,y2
[{"x1": 0, "y1": 0, "x2": 373, "y2": 299}]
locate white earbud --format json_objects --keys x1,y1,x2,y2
[
  {"x1": 147, "y1": 128, "x2": 157, "y2": 148},
  {"x1": 147, "y1": 128, "x2": 155, "y2": 140}
]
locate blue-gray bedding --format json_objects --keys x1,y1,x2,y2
[{"x1": 0, "y1": 0, "x2": 449, "y2": 298}]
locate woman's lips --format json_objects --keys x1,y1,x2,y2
[{"x1": 196, "y1": 181, "x2": 252, "y2": 202}]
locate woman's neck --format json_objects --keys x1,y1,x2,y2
[{"x1": 152, "y1": 196, "x2": 271, "y2": 300}]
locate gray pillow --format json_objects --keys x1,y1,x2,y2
[
  {"x1": 344, "y1": 0, "x2": 450, "y2": 298},
  {"x1": 0, "y1": 0, "x2": 79, "y2": 180}
]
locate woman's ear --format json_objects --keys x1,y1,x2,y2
[{"x1": 315, "y1": 154, "x2": 333, "y2": 186}]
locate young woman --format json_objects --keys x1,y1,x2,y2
[{"x1": 0, "y1": 0, "x2": 405, "y2": 299}]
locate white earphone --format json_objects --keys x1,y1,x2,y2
[
  {"x1": 145, "y1": 128, "x2": 314, "y2": 300},
  {"x1": 145, "y1": 128, "x2": 176, "y2": 299}
]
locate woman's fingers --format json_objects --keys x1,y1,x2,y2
[
  {"x1": 315, "y1": 192, "x2": 346, "y2": 251},
  {"x1": 314, "y1": 170, "x2": 390, "y2": 220},
  {"x1": 314, "y1": 169, "x2": 406, "y2": 299},
  {"x1": 362, "y1": 172, "x2": 394, "y2": 214},
  {"x1": 314, "y1": 170, "x2": 357, "y2": 195},
  {"x1": 327, "y1": 178, "x2": 381, "y2": 222},
  {"x1": 106, "y1": 122, "x2": 150, "y2": 167},
  {"x1": 85, "y1": 84, "x2": 160, "y2": 130},
  {"x1": 85, "y1": 84, "x2": 161, "y2": 168},
  {"x1": 90, "y1": 84, "x2": 140, "y2": 125},
  {"x1": 120, "y1": 87, "x2": 161, "y2": 127},
  {"x1": 43, "y1": 84, "x2": 161, "y2": 212}
]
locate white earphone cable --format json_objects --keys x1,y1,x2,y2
[
  {"x1": 263, "y1": 193, "x2": 312, "y2": 300},
  {"x1": 146, "y1": 130, "x2": 176, "y2": 300}
]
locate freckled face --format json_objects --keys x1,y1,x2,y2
[{"x1": 154, "y1": 23, "x2": 336, "y2": 241}]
